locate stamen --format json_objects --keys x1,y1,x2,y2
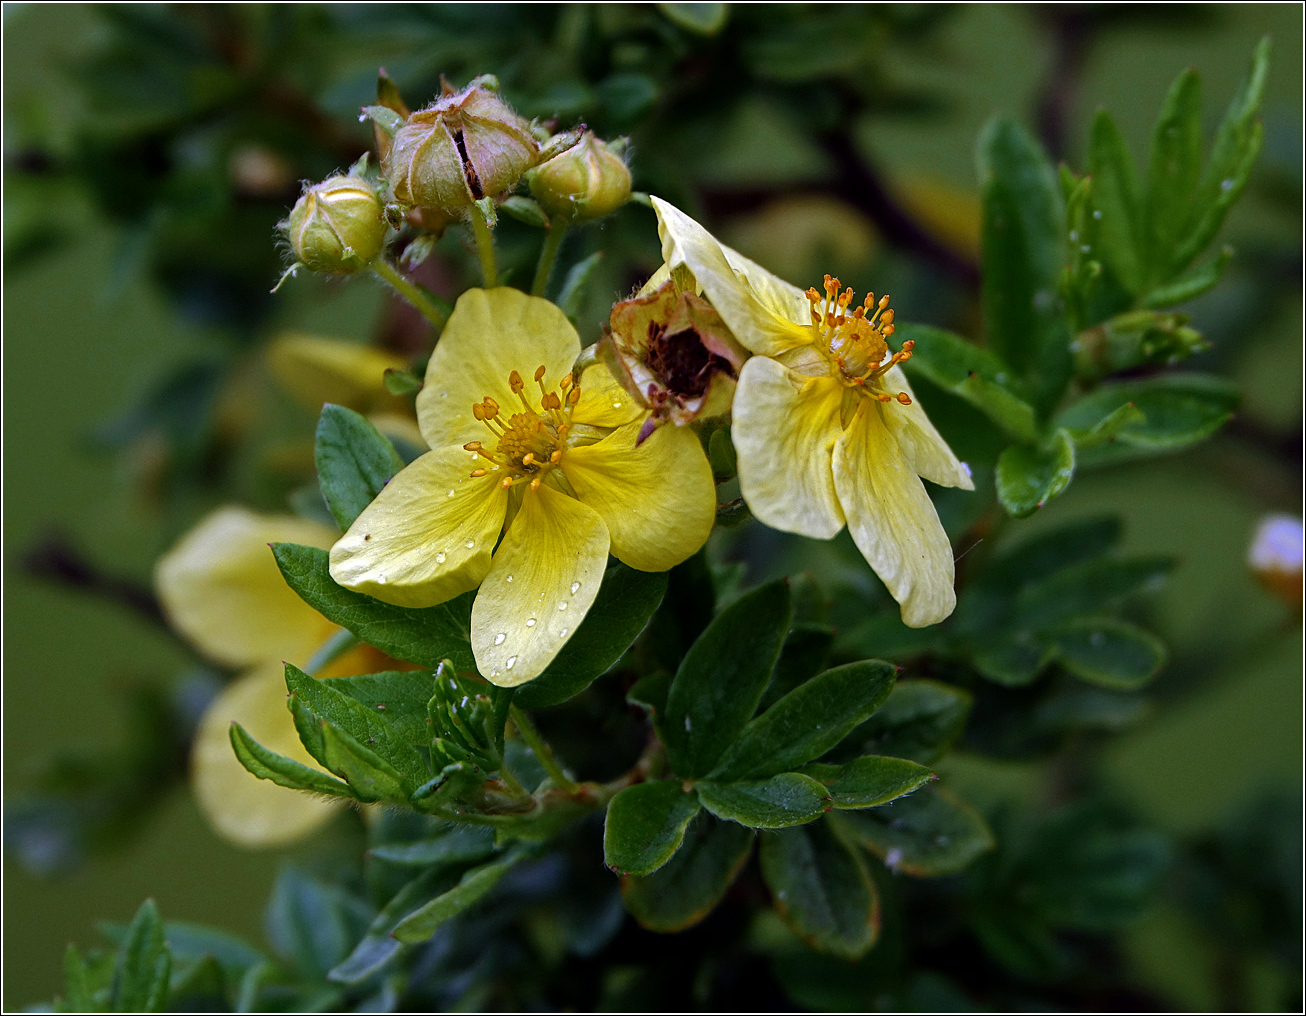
[
  {"x1": 508, "y1": 370, "x2": 524, "y2": 393},
  {"x1": 895, "y1": 392, "x2": 912, "y2": 405},
  {"x1": 534, "y1": 365, "x2": 547, "y2": 382},
  {"x1": 470, "y1": 467, "x2": 488, "y2": 477}
]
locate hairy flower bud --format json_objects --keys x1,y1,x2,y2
[
  {"x1": 529, "y1": 132, "x2": 632, "y2": 221},
  {"x1": 286, "y1": 176, "x2": 386, "y2": 274},
  {"x1": 601, "y1": 279, "x2": 747, "y2": 441},
  {"x1": 386, "y1": 79, "x2": 538, "y2": 212}
]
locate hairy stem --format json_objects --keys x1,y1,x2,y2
[
  {"x1": 371, "y1": 260, "x2": 448, "y2": 328},
  {"x1": 509, "y1": 705, "x2": 579, "y2": 793},
  {"x1": 468, "y1": 202, "x2": 499, "y2": 287},
  {"x1": 532, "y1": 222, "x2": 568, "y2": 297}
]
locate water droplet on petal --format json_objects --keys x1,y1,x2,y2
[
  {"x1": 494, "y1": 632, "x2": 506, "y2": 645},
  {"x1": 436, "y1": 551, "x2": 446, "y2": 564},
  {"x1": 612, "y1": 402, "x2": 622, "y2": 409},
  {"x1": 570, "y1": 581, "x2": 580, "y2": 594},
  {"x1": 559, "y1": 628, "x2": 568, "y2": 637},
  {"x1": 447, "y1": 489, "x2": 455, "y2": 497},
  {"x1": 377, "y1": 573, "x2": 387, "y2": 583},
  {"x1": 506, "y1": 574, "x2": 514, "y2": 583},
  {"x1": 491, "y1": 668, "x2": 500, "y2": 677},
  {"x1": 465, "y1": 538, "x2": 475, "y2": 549},
  {"x1": 506, "y1": 656, "x2": 517, "y2": 669},
  {"x1": 526, "y1": 618, "x2": 536, "y2": 627}
]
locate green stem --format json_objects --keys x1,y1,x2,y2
[
  {"x1": 509, "y1": 705, "x2": 578, "y2": 793},
  {"x1": 495, "y1": 764, "x2": 530, "y2": 801},
  {"x1": 371, "y1": 260, "x2": 448, "y2": 328},
  {"x1": 532, "y1": 222, "x2": 568, "y2": 297},
  {"x1": 305, "y1": 629, "x2": 359, "y2": 675},
  {"x1": 468, "y1": 203, "x2": 498, "y2": 287}
]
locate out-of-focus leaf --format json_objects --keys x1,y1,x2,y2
[
  {"x1": 266, "y1": 869, "x2": 372, "y2": 981},
  {"x1": 995, "y1": 429, "x2": 1075, "y2": 518},
  {"x1": 1141, "y1": 247, "x2": 1232, "y2": 308},
  {"x1": 1147, "y1": 67, "x2": 1203, "y2": 274},
  {"x1": 1088, "y1": 110, "x2": 1147, "y2": 294},
  {"x1": 836, "y1": 679, "x2": 972, "y2": 765},
  {"x1": 555, "y1": 250, "x2": 604, "y2": 319},
  {"x1": 109, "y1": 899, "x2": 170, "y2": 1013},
  {"x1": 1051, "y1": 618, "x2": 1167, "y2": 690},
  {"x1": 759, "y1": 820, "x2": 879, "y2": 959},
  {"x1": 1014, "y1": 555, "x2": 1173, "y2": 630},
  {"x1": 391, "y1": 844, "x2": 536, "y2": 943},
  {"x1": 658, "y1": 2, "x2": 729, "y2": 35},
  {"x1": 604, "y1": 781, "x2": 701, "y2": 876},
  {"x1": 800, "y1": 756, "x2": 934, "y2": 809},
  {"x1": 368, "y1": 824, "x2": 496, "y2": 867},
  {"x1": 837, "y1": 785, "x2": 993, "y2": 876}
]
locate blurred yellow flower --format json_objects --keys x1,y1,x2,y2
[
  {"x1": 156, "y1": 507, "x2": 393, "y2": 847},
  {"x1": 329, "y1": 287, "x2": 716, "y2": 686},
  {"x1": 652, "y1": 198, "x2": 973, "y2": 627}
]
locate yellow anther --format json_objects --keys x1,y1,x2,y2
[
  {"x1": 542, "y1": 392, "x2": 561, "y2": 411},
  {"x1": 529, "y1": 476, "x2": 542, "y2": 491},
  {"x1": 883, "y1": 323, "x2": 896, "y2": 337},
  {"x1": 549, "y1": 449, "x2": 562, "y2": 464},
  {"x1": 470, "y1": 467, "x2": 488, "y2": 477},
  {"x1": 522, "y1": 453, "x2": 535, "y2": 467},
  {"x1": 896, "y1": 392, "x2": 912, "y2": 405},
  {"x1": 501, "y1": 476, "x2": 513, "y2": 489},
  {"x1": 560, "y1": 372, "x2": 573, "y2": 390},
  {"x1": 567, "y1": 386, "x2": 581, "y2": 405},
  {"x1": 534, "y1": 365, "x2": 547, "y2": 382},
  {"x1": 464, "y1": 441, "x2": 482, "y2": 451},
  {"x1": 509, "y1": 370, "x2": 524, "y2": 392}
]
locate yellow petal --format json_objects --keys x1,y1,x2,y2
[
  {"x1": 561, "y1": 419, "x2": 715, "y2": 572},
  {"x1": 191, "y1": 662, "x2": 340, "y2": 848},
  {"x1": 571, "y1": 362, "x2": 644, "y2": 429},
  {"x1": 471, "y1": 484, "x2": 610, "y2": 687},
  {"x1": 330, "y1": 447, "x2": 508, "y2": 607},
  {"x1": 267, "y1": 333, "x2": 409, "y2": 415},
  {"x1": 651, "y1": 197, "x2": 811, "y2": 356},
  {"x1": 416, "y1": 288, "x2": 581, "y2": 450},
  {"x1": 636, "y1": 261, "x2": 672, "y2": 296},
  {"x1": 880, "y1": 366, "x2": 974, "y2": 491},
  {"x1": 156, "y1": 507, "x2": 338, "y2": 669},
  {"x1": 833, "y1": 400, "x2": 957, "y2": 628},
  {"x1": 732, "y1": 356, "x2": 845, "y2": 539}
]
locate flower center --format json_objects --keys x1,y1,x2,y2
[
  {"x1": 806, "y1": 275, "x2": 915, "y2": 405},
  {"x1": 464, "y1": 366, "x2": 580, "y2": 491}
]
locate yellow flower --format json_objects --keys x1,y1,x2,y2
[
  {"x1": 651, "y1": 198, "x2": 974, "y2": 627},
  {"x1": 156, "y1": 507, "x2": 394, "y2": 847},
  {"x1": 329, "y1": 287, "x2": 716, "y2": 686}
]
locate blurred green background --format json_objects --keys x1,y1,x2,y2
[{"x1": 3, "y1": 3, "x2": 1300, "y2": 1009}]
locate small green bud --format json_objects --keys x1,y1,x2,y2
[
  {"x1": 529, "y1": 132, "x2": 632, "y2": 222},
  {"x1": 386, "y1": 80, "x2": 538, "y2": 212},
  {"x1": 286, "y1": 176, "x2": 386, "y2": 274}
]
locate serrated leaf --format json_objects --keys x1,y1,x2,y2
[
  {"x1": 1087, "y1": 110, "x2": 1147, "y2": 294},
  {"x1": 391, "y1": 844, "x2": 535, "y2": 942},
  {"x1": 978, "y1": 117, "x2": 1072, "y2": 415},
  {"x1": 273, "y1": 543, "x2": 475, "y2": 671},
  {"x1": 837, "y1": 785, "x2": 993, "y2": 876},
  {"x1": 696, "y1": 772, "x2": 830, "y2": 829},
  {"x1": 710, "y1": 659, "x2": 896, "y2": 781},
  {"x1": 315, "y1": 405, "x2": 405, "y2": 531},
  {"x1": 996, "y1": 429, "x2": 1075, "y2": 518},
  {"x1": 801, "y1": 756, "x2": 934, "y2": 809},
  {"x1": 604, "y1": 781, "x2": 701, "y2": 876},
  {"x1": 286, "y1": 664, "x2": 429, "y2": 788},
  {"x1": 230, "y1": 722, "x2": 357, "y2": 799},
  {"x1": 839, "y1": 680, "x2": 972, "y2": 765},
  {"x1": 759, "y1": 821, "x2": 879, "y2": 959},
  {"x1": 663, "y1": 580, "x2": 791, "y2": 778},
  {"x1": 621, "y1": 812, "x2": 754, "y2": 932},
  {"x1": 514, "y1": 564, "x2": 667, "y2": 709},
  {"x1": 1051, "y1": 618, "x2": 1167, "y2": 690}
]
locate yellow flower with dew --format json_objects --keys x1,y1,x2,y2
[
  {"x1": 156, "y1": 507, "x2": 400, "y2": 847},
  {"x1": 651, "y1": 197, "x2": 974, "y2": 627},
  {"x1": 329, "y1": 287, "x2": 716, "y2": 686}
]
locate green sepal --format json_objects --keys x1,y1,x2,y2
[
  {"x1": 621, "y1": 813, "x2": 754, "y2": 932},
  {"x1": 229, "y1": 722, "x2": 357, "y2": 800},
  {"x1": 759, "y1": 820, "x2": 880, "y2": 960},
  {"x1": 604, "y1": 780, "x2": 701, "y2": 876},
  {"x1": 696, "y1": 772, "x2": 830, "y2": 829},
  {"x1": 709, "y1": 659, "x2": 896, "y2": 781},
  {"x1": 360, "y1": 104, "x2": 404, "y2": 137},
  {"x1": 800, "y1": 756, "x2": 935, "y2": 809}
]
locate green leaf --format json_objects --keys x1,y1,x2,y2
[
  {"x1": 62, "y1": 946, "x2": 93, "y2": 1012},
  {"x1": 1051, "y1": 618, "x2": 1167, "y2": 690},
  {"x1": 839, "y1": 680, "x2": 972, "y2": 765},
  {"x1": 663, "y1": 580, "x2": 792, "y2": 778},
  {"x1": 709, "y1": 660, "x2": 896, "y2": 781},
  {"x1": 273, "y1": 543, "x2": 475, "y2": 671},
  {"x1": 360, "y1": 104, "x2": 404, "y2": 137},
  {"x1": 392, "y1": 844, "x2": 536, "y2": 943},
  {"x1": 972, "y1": 635, "x2": 1054, "y2": 687},
  {"x1": 499, "y1": 195, "x2": 550, "y2": 229},
  {"x1": 697, "y1": 772, "x2": 830, "y2": 829},
  {"x1": 977, "y1": 117, "x2": 1072, "y2": 414},
  {"x1": 1171, "y1": 37, "x2": 1270, "y2": 273},
  {"x1": 621, "y1": 813, "x2": 754, "y2": 932},
  {"x1": 1056, "y1": 374, "x2": 1237, "y2": 466},
  {"x1": 109, "y1": 899, "x2": 169, "y2": 1013},
  {"x1": 760, "y1": 624, "x2": 834, "y2": 711},
  {"x1": 1147, "y1": 67, "x2": 1202, "y2": 271},
  {"x1": 996, "y1": 429, "x2": 1075, "y2": 518},
  {"x1": 229, "y1": 722, "x2": 357, "y2": 799},
  {"x1": 1087, "y1": 110, "x2": 1147, "y2": 294},
  {"x1": 323, "y1": 670, "x2": 436, "y2": 747},
  {"x1": 369, "y1": 824, "x2": 496, "y2": 866},
  {"x1": 626, "y1": 669, "x2": 672, "y2": 720},
  {"x1": 285, "y1": 664, "x2": 429, "y2": 788},
  {"x1": 837, "y1": 785, "x2": 993, "y2": 876},
  {"x1": 604, "y1": 781, "x2": 702, "y2": 876},
  {"x1": 759, "y1": 821, "x2": 880, "y2": 960},
  {"x1": 382, "y1": 368, "x2": 423, "y2": 396},
  {"x1": 658, "y1": 2, "x2": 729, "y2": 35},
  {"x1": 267, "y1": 869, "x2": 372, "y2": 981},
  {"x1": 1062, "y1": 401, "x2": 1147, "y2": 448},
  {"x1": 1015, "y1": 555, "x2": 1173, "y2": 630},
  {"x1": 897, "y1": 324, "x2": 1037, "y2": 442},
  {"x1": 1141, "y1": 247, "x2": 1231, "y2": 309},
  {"x1": 315, "y1": 405, "x2": 405, "y2": 531},
  {"x1": 708, "y1": 426, "x2": 737, "y2": 479},
  {"x1": 801, "y1": 756, "x2": 935, "y2": 809},
  {"x1": 318, "y1": 720, "x2": 410, "y2": 802},
  {"x1": 556, "y1": 251, "x2": 604, "y2": 319},
  {"x1": 514, "y1": 564, "x2": 668, "y2": 709}
]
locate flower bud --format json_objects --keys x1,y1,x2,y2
[
  {"x1": 386, "y1": 79, "x2": 538, "y2": 212},
  {"x1": 1248, "y1": 514, "x2": 1303, "y2": 609},
  {"x1": 286, "y1": 176, "x2": 386, "y2": 274},
  {"x1": 601, "y1": 279, "x2": 747, "y2": 441},
  {"x1": 529, "y1": 132, "x2": 632, "y2": 221}
]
